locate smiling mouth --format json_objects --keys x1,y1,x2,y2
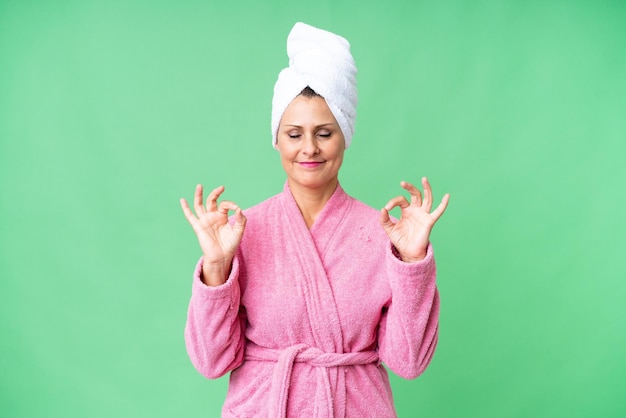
[{"x1": 298, "y1": 161, "x2": 324, "y2": 168}]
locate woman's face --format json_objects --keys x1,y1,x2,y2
[{"x1": 276, "y1": 95, "x2": 345, "y2": 192}]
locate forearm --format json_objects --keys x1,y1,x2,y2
[
  {"x1": 378, "y1": 243, "x2": 440, "y2": 379},
  {"x1": 185, "y1": 256, "x2": 246, "y2": 378}
]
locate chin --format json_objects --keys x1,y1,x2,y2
[{"x1": 292, "y1": 176, "x2": 337, "y2": 190}]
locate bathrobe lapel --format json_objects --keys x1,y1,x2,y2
[
  {"x1": 279, "y1": 183, "x2": 355, "y2": 417},
  {"x1": 279, "y1": 182, "x2": 352, "y2": 354},
  {"x1": 249, "y1": 183, "x2": 361, "y2": 417}
]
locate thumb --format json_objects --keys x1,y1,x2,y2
[
  {"x1": 232, "y1": 207, "x2": 247, "y2": 236},
  {"x1": 379, "y1": 208, "x2": 394, "y2": 235}
]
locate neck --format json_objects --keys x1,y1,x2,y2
[{"x1": 288, "y1": 178, "x2": 339, "y2": 229}]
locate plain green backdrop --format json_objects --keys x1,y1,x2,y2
[{"x1": 1, "y1": 0, "x2": 625, "y2": 417}]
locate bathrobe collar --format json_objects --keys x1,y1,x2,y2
[{"x1": 279, "y1": 181, "x2": 354, "y2": 354}]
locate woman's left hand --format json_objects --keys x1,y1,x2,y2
[{"x1": 380, "y1": 178, "x2": 450, "y2": 263}]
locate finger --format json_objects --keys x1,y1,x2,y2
[
  {"x1": 233, "y1": 207, "x2": 247, "y2": 235},
  {"x1": 422, "y1": 177, "x2": 433, "y2": 212},
  {"x1": 401, "y1": 181, "x2": 422, "y2": 206},
  {"x1": 379, "y1": 207, "x2": 395, "y2": 235},
  {"x1": 193, "y1": 184, "x2": 205, "y2": 214},
  {"x1": 180, "y1": 198, "x2": 199, "y2": 227},
  {"x1": 180, "y1": 198, "x2": 193, "y2": 219},
  {"x1": 206, "y1": 185, "x2": 225, "y2": 212},
  {"x1": 431, "y1": 193, "x2": 450, "y2": 221},
  {"x1": 384, "y1": 196, "x2": 410, "y2": 211},
  {"x1": 217, "y1": 200, "x2": 239, "y2": 215}
]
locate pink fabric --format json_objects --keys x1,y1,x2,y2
[
  {"x1": 246, "y1": 343, "x2": 379, "y2": 417},
  {"x1": 185, "y1": 183, "x2": 440, "y2": 417}
]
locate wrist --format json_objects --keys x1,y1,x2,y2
[
  {"x1": 392, "y1": 245, "x2": 426, "y2": 263},
  {"x1": 201, "y1": 257, "x2": 233, "y2": 286},
  {"x1": 400, "y1": 253, "x2": 426, "y2": 263}
]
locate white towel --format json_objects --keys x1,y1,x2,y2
[{"x1": 271, "y1": 22, "x2": 358, "y2": 149}]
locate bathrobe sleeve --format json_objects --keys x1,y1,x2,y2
[
  {"x1": 184, "y1": 255, "x2": 246, "y2": 379},
  {"x1": 377, "y1": 243, "x2": 440, "y2": 379}
]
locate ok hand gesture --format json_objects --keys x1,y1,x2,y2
[
  {"x1": 380, "y1": 178, "x2": 449, "y2": 263},
  {"x1": 180, "y1": 185, "x2": 247, "y2": 286}
]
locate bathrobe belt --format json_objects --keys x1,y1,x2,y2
[{"x1": 246, "y1": 343, "x2": 379, "y2": 418}]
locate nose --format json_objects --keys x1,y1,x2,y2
[{"x1": 302, "y1": 134, "x2": 320, "y2": 155}]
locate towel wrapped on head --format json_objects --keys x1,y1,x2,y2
[{"x1": 271, "y1": 22, "x2": 358, "y2": 149}]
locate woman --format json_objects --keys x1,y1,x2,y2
[{"x1": 181, "y1": 22, "x2": 449, "y2": 417}]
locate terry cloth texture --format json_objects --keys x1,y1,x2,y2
[{"x1": 185, "y1": 183, "x2": 440, "y2": 417}]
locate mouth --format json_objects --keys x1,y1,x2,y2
[{"x1": 298, "y1": 161, "x2": 325, "y2": 169}]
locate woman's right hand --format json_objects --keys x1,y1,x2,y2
[{"x1": 180, "y1": 184, "x2": 247, "y2": 286}]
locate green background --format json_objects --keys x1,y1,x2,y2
[{"x1": 1, "y1": 0, "x2": 625, "y2": 416}]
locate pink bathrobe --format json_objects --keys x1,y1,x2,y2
[{"x1": 185, "y1": 183, "x2": 440, "y2": 417}]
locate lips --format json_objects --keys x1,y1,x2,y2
[{"x1": 298, "y1": 161, "x2": 324, "y2": 168}]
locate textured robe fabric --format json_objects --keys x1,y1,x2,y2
[{"x1": 185, "y1": 183, "x2": 440, "y2": 417}]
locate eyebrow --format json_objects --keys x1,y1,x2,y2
[{"x1": 284, "y1": 123, "x2": 336, "y2": 128}]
